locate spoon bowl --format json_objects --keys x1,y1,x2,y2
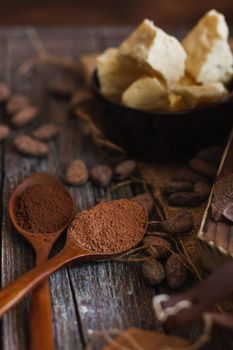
[
  {"x1": 9, "y1": 172, "x2": 74, "y2": 350},
  {"x1": 0, "y1": 199, "x2": 148, "y2": 319}
]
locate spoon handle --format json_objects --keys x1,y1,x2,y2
[
  {"x1": 30, "y1": 280, "x2": 54, "y2": 350},
  {"x1": 0, "y1": 244, "x2": 84, "y2": 318}
]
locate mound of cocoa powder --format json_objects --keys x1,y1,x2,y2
[
  {"x1": 69, "y1": 199, "x2": 147, "y2": 253},
  {"x1": 15, "y1": 184, "x2": 73, "y2": 233}
]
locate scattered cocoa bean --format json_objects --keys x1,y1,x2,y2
[
  {"x1": 11, "y1": 106, "x2": 38, "y2": 128},
  {"x1": 168, "y1": 192, "x2": 204, "y2": 207},
  {"x1": 66, "y1": 159, "x2": 89, "y2": 185},
  {"x1": 90, "y1": 165, "x2": 112, "y2": 186},
  {"x1": 196, "y1": 146, "x2": 223, "y2": 166},
  {"x1": 194, "y1": 182, "x2": 211, "y2": 200},
  {"x1": 0, "y1": 124, "x2": 11, "y2": 141},
  {"x1": 162, "y1": 210, "x2": 193, "y2": 235},
  {"x1": 32, "y1": 123, "x2": 60, "y2": 141},
  {"x1": 172, "y1": 169, "x2": 207, "y2": 184},
  {"x1": 189, "y1": 158, "x2": 217, "y2": 180},
  {"x1": 115, "y1": 159, "x2": 136, "y2": 180},
  {"x1": 142, "y1": 236, "x2": 171, "y2": 258},
  {"x1": 0, "y1": 83, "x2": 10, "y2": 102},
  {"x1": 165, "y1": 254, "x2": 187, "y2": 289},
  {"x1": 49, "y1": 81, "x2": 74, "y2": 98},
  {"x1": 6, "y1": 94, "x2": 30, "y2": 115},
  {"x1": 142, "y1": 259, "x2": 165, "y2": 286},
  {"x1": 14, "y1": 135, "x2": 48, "y2": 157},
  {"x1": 70, "y1": 89, "x2": 93, "y2": 110},
  {"x1": 133, "y1": 193, "x2": 154, "y2": 214},
  {"x1": 162, "y1": 181, "x2": 193, "y2": 196}
]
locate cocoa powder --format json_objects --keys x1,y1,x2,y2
[
  {"x1": 15, "y1": 184, "x2": 73, "y2": 233},
  {"x1": 69, "y1": 199, "x2": 147, "y2": 253}
]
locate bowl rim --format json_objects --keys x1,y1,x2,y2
[{"x1": 92, "y1": 70, "x2": 233, "y2": 117}]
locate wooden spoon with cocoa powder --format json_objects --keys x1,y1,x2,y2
[
  {"x1": 2, "y1": 198, "x2": 148, "y2": 324},
  {"x1": 9, "y1": 173, "x2": 74, "y2": 350}
]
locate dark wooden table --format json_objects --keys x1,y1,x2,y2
[{"x1": 0, "y1": 27, "x2": 232, "y2": 350}]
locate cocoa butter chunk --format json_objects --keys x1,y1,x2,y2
[
  {"x1": 194, "y1": 182, "x2": 211, "y2": 200},
  {"x1": 66, "y1": 159, "x2": 89, "y2": 185},
  {"x1": 14, "y1": 135, "x2": 48, "y2": 157},
  {"x1": 32, "y1": 123, "x2": 60, "y2": 141},
  {"x1": 142, "y1": 259, "x2": 165, "y2": 286},
  {"x1": 0, "y1": 83, "x2": 10, "y2": 102},
  {"x1": 189, "y1": 158, "x2": 217, "y2": 179},
  {"x1": 165, "y1": 254, "x2": 187, "y2": 289},
  {"x1": 133, "y1": 193, "x2": 154, "y2": 214},
  {"x1": 196, "y1": 146, "x2": 223, "y2": 166},
  {"x1": 11, "y1": 106, "x2": 38, "y2": 128},
  {"x1": 0, "y1": 124, "x2": 11, "y2": 141},
  {"x1": 90, "y1": 165, "x2": 112, "y2": 186},
  {"x1": 115, "y1": 159, "x2": 136, "y2": 180},
  {"x1": 168, "y1": 192, "x2": 204, "y2": 207},
  {"x1": 6, "y1": 94, "x2": 30, "y2": 115},
  {"x1": 48, "y1": 80, "x2": 74, "y2": 98},
  {"x1": 172, "y1": 169, "x2": 207, "y2": 184},
  {"x1": 70, "y1": 89, "x2": 94, "y2": 110},
  {"x1": 142, "y1": 236, "x2": 171, "y2": 258},
  {"x1": 162, "y1": 209, "x2": 193, "y2": 234},
  {"x1": 162, "y1": 181, "x2": 193, "y2": 196}
]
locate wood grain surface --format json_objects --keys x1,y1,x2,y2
[{"x1": 0, "y1": 27, "x2": 232, "y2": 350}]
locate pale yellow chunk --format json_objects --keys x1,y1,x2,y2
[
  {"x1": 97, "y1": 48, "x2": 143, "y2": 102},
  {"x1": 122, "y1": 76, "x2": 169, "y2": 111},
  {"x1": 168, "y1": 94, "x2": 185, "y2": 111},
  {"x1": 182, "y1": 9, "x2": 233, "y2": 84},
  {"x1": 119, "y1": 19, "x2": 187, "y2": 84},
  {"x1": 172, "y1": 83, "x2": 228, "y2": 109}
]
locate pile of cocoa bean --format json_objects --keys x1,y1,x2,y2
[{"x1": 162, "y1": 146, "x2": 223, "y2": 207}]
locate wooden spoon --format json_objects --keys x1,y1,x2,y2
[
  {"x1": 1, "y1": 199, "x2": 148, "y2": 321},
  {"x1": 9, "y1": 173, "x2": 74, "y2": 350}
]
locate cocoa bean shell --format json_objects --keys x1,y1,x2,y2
[
  {"x1": 162, "y1": 210, "x2": 193, "y2": 234},
  {"x1": 14, "y1": 135, "x2": 48, "y2": 157},
  {"x1": 6, "y1": 94, "x2": 30, "y2": 115},
  {"x1": 172, "y1": 169, "x2": 207, "y2": 184},
  {"x1": 11, "y1": 106, "x2": 38, "y2": 128},
  {"x1": 115, "y1": 159, "x2": 136, "y2": 180},
  {"x1": 142, "y1": 236, "x2": 171, "y2": 258},
  {"x1": 196, "y1": 146, "x2": 223, "y2": 166},
  {"x1": 66, "y1": 159, "x2": 89, "y2": 185},
  {"x1": 142, "y1": 259, "x2": 165, "y2": 286},
  {"x1": 165, "y1": 254, "x2": 187, "y2": 289},
  {"x1": 32, "y1": 123, "x2": 60, "y2": 141},
  {"x1": 162, "y1": 181, "x2": 193, "y2": 196},
  {"x1": 189, "y1": 158, "x2": 217, "y2": 180},
  {"x1": 133, "y1": 193, "x2": 154, "y2": 214},
  {"x1": 0, "y1": 124, "x2": 11, "y2": 141},
  {"x1": 168, "y1": 192, "x2": 205, "y2": 207},
  {"x1": 90, "y1": 165, "x2": 112, "y2": 186}
]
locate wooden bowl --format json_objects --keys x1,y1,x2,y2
[{"x1": 92, "y1": 72, "x2": 233, "y2": 160}]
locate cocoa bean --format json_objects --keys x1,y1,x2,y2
[
  {"x1": 32, "y1": 123, "x2": 60, "y2": 141},
  {"x1": 189, "y1": 158, "x2": 217, "y2": 180},
  {"x1": 0, "y1": 83, "x2": 10, "y2": 102},
  {"x1": 133, "y1": 193, "x2": 154, "y2": 214},
  {"x1": 162, "y1": 210, "x2": 193, "y2": 234},
  {"x1": 90, "y1": 165, "x2": 112, "y2": 186},
  {"x1": 115, "y1": 159, "x2": 136, "y2": 180},
  {"x1": 6, "y1": 94, "x2": 30, "y2": 115},
  {"x1": 142, "y1": 259, "x2": 165, "y2": 286},
  {"x1": 14, "y1": 135, "x2": 48, "y2": 157},
  {"x1": 66, "y1": 159, "x2": 89, "y2": 185},
  {"x1": 165, "y1": 254, "x2": 187, "y2": 289},
  {"x1": 162, "y1": 181, "x2": 193, "y2": 196},
  {"x1": 11, "y1": 106, "x2": 38, "y2": 128},
  {"x1": 194, "y1": 182, "x2": 211, "y2": 200},
  {"x1": 168, "y1": 192, "x2": 204, "y2": 207},
  {"x1": 49, "y1": 81, "x2": 74, "y2": 98},
  {"x1": 172, "y1": 169, "x2": 207, "y2": 184},
  {"x1": 142, "y1": 236, "x2": 171, "y2": 258},
  {"x1": 196, "y1": 146, "x2": 223, "y2": 166},
  {"x1": 0, "y1": 124, "x2": 11, "y2": 141}
]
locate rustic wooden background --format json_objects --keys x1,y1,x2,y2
[
  {"x1": 0, "y1": 0, "x2": 233, "y2": 27},
  {"x1": 0, "y1": 27, "x2": 232, "y2": 350}
]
